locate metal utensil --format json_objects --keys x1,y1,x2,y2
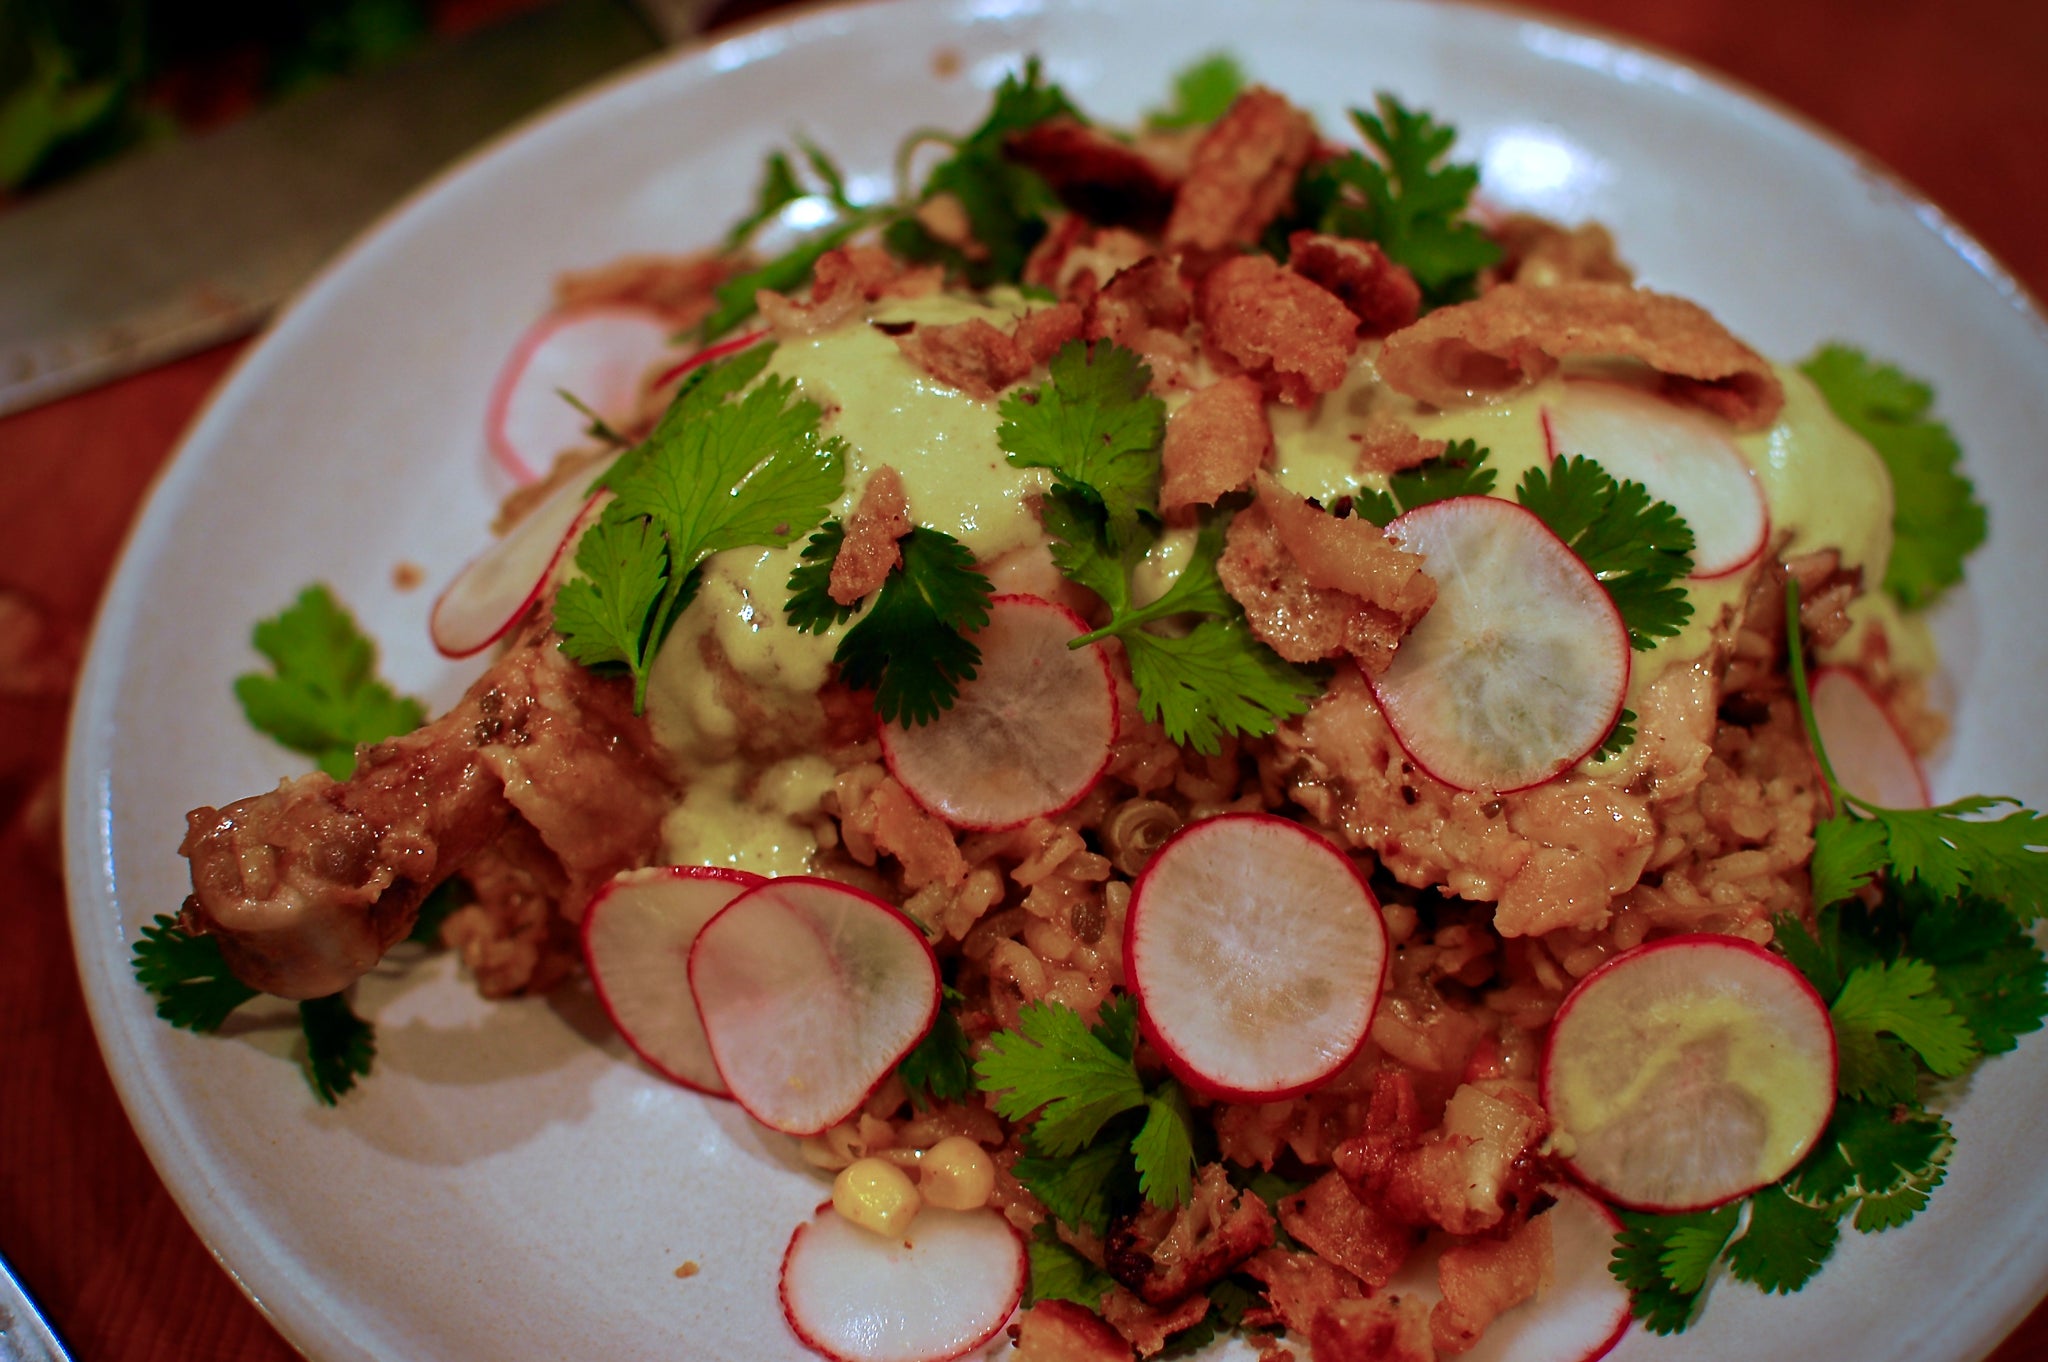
[
  {"x1": 0, "y1": 0, "x2": 714, "y2": 418},
  {"x1": 0, "y1": 1253, "x2": 70, "y2": 1362}
]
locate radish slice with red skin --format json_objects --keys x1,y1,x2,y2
[
  {"x1": 649, "y1": 326, "x2": 770, "y2": 390},
  {"x1": 486, "y1": 305, "x2": 678, "y2": 483},
  {"x1": 1811, "y1": 666, "x2": 1930, "y2": 809},
  {"x1": 428, "y1": 469, "x2": 601, "y2": 657},
  {"x1": 1542, "y1": 935, "x2": 1837, "y2": 1213},
  {"x1": 1126, "y1": 813, "x2": 1388, "y2": 1101},
  {"x1": 1542, "y1": 381, "x2": 1770, "y2": 578},
  {"x1": 1373, "y1": 496, "x2": 1630, "y2": 793},
  {"x1": 581, "y1": 865, "x2": 763, "y2": 1096},
  {"x1": 688, "y1": 875, "x2": 940, "y2": 1136},
  {"x1": 880, "y1": 594, "x2": 1117, "y2": 832},
  {"x1": 779, "y1": 1205, "x2": 1026, "y2": 1362}
]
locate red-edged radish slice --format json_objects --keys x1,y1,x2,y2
[
  {"x1": 1542, "y1": 935, "x2": 1837, "y2": 1213},
  {"x1": 689, "y1": 876, "x2": 940, "y2": 1136},
  {"x1": 1811, "y1": 666, "x2": 1930, "y2": 809},
  {"x1": 1383, "y1": 1184, "x2": 1630, "y2": 1362},
  {"x1": 428, "y1": 469, "x2": 601, "y2": 657},
  {"x1": 487, "y1": 305, "x2": 676, "y2": 482},
  {"x1": 581, "y1": 866, "x2": 764, "y2": 1096},
  {"x1": 1373, "y1": 497, "x2": 1630, "y2": 793},
  {"x1": 1543, "y1": 381, "x2": 1769, "y2": 578},
  {"x1": 649, "y1": 326, "x2": 770, "y2": 390},
  {"x1": 879, "y1": 594, "x2": 1117, "y2": 832},
  {"x1": 779, "y1": 1205, "x2": 1026, "y2": 1362},
  {"x1": 1126, "y1": 813, "x2": 1387, "y2": 1101}
]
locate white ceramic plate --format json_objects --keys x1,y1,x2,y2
[{"x1": 65, "y1": 1, "x2": 2048, "y2": 1359}]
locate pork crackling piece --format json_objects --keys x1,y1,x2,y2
[{"x1": 179, "y1": 619, "x2": 675, "y2": 999}]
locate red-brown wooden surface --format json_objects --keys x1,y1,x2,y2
[{"x1": 2, "y1": 0, "x2": 2043, "y2": 1356}]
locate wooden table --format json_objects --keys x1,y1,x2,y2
[{"x1": 2, "y1": 0, "x2": 2043, "y2": 1356}]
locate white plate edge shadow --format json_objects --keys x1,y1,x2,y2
[{"x1": 59, "y1": 1, "x2": 2048, "y2": 1359}]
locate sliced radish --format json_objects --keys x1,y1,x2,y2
[
  {"x1": 688, "y1": 876, "x2": 940, "y2": 1136},
  {"x1": 879, "y1": 594, "x2": 1117, "y2": 832},
  {"x1": 1384, "y1": 1184, "x2": 1630, "y2": 1362},
  {"x1": 582, "y1": 866, "x2": 764, "y2": 1096},
  {"x1": 650, "y1": 326, "x2": 770, "y2": 390},
  {"x1": 1126, "y1": 813, "x2": 1387, "y2": 1101},
  {"x1": 1811, "y1": 666, "x2": 1930, "y2": 810},
  {"x1": 1543, "y1": 381, "x2": 1769, "y2": 578},
  {"x1": 487, "y1": 305, "x2": 677, "y2": 482},
  {"x1": 429, "y1": 469, "x2": 601, "y2": 657},
  {"x1": 1541, "y1": 935, "x2": 1837, "y2": 1213},
  {"x1": 1373, "y1": 496, "x2": 1630, "y2": 793},
  {"x1": 779, "y1": 1205, "x2": 1026, "y2": 1362}
]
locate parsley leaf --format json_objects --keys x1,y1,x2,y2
[
  {"x1": 1832, "y1": 957, "x2": 1978, "y2": 1093},
  {"x1": 1025, "y1": 1221, "x2": 1117, "y2": 1309},
  {"x1": 887, "y1": 57, "x2": 1081, "y2": 287},
  {"x1": 899, "y1": 986, "x2": 975, "y2": 1108},
  {"x1": 132, "y1": 914, "x2": 258, "y2": 1032},
  {"x1": 232, "y1": 585, "x2": 425, "y2": 779},
  {"x1": 557, "y1": 347, "x2": 847, "y2": 710},
  {"x1": 1283, "y1": 96, "x2": 1498, "y2": 306},
  {"x1": 1353, "y1": 439, "x2": 1497, "y2": 527},
  {"x1": 1014, "y1": 1134, "x2": 1135, "y2": 1237},
  {"x1": 830, "y1": 527, "x2": 994, "y2": 726},
  {"x1": 1723, "y1": 1184, "x2": 1839, "y2": 1295},
  {"x1": 1145, "y1": 53, "x2": 1246, "y2": 130},
  {"x1": 299, "y1": 992, "x2": 376, "y2": 1106},
  {"x1": 1132, "y1": 1080, "x2": 1197, "y2": 1208},
  {"x1": 975, "y1": 999, "x2": 1146, "y2": 1154},
  {"x1": 1000, "y1": 340, "x2": 1166, "y2": 549},
  {"x1": 1800, "y1": 345, "x2": 1985, "y2": 608},
  {"x1": 1517, "y1": 455, "x2": 1696, "y2": 650}
]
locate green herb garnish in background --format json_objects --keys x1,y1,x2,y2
[
  {"x1": 1143, "y1": 52, "x2": 1247, "y2": 131},
  {"x1": 1609, "y1": 580, "x2": 2048, "y2": 1331},
  {"x1": 1800, "y1": 345, "x2": 1986, "y2": 609},
  {"x1": 555, "y1": 342, "x2": 847, "y2": 711}
]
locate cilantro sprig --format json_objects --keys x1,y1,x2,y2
[
  {"x1": 1612, "y1": 587, "x2": 2048, "y2": 1331},
  {"x1": 1144, "y1": 53, "x2": 1246, "y2": 131},
  {"x1": 975, "y1": 996, "x2": 1197, "y2": 1233},
  {"x1": 886, "y1": 57, "x2": 1081, "y2": 288},
  {"x1": 1351, "y1": 438, "x2": 1496, "y2": 527},
  {"x1": 233, "y1": 584, "x2": 425, "y2": 779},
  {"x1": 1517, "y1": 455, "x2": 1696, "y2": 650},
  {"x1": 556, "y1": 342, "x2": 848, "y2": 711},
  {"x1": 898, "y1": 986, "x2": 975, "y2": 1108},
  {"x1": 704, "y1": 139, "x2": 882, "y2": 340},
  {"x1": 784, "y1": 520, "x2": 995, "y2": 727},
  {"x1": 1000, "y1": 339, "x2": 1167, "y2": 550},
  {"x1": 1800, "y1": 345, "x2": 1985, "y2": 609},
  {"x1": 1279, "y1": 95, "x2": 1498, "y2": 306}
]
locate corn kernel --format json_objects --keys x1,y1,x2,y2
[
  {"x1": 919, "y1": 1135, "x2": 995, "y2": 1211},
  {"x1": 832, "y1": 1156, "x2": 921, "y2": 1236}
]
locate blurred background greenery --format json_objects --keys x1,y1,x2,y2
[{"x1": 0, "y1": 0, "x2": 464, "y2": 196}]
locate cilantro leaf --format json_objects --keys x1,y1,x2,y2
[
  {"x1": 1800, "y1": 345, "x2": 1984, "y2": 608},
  {"x1": 1810, "y1": 812, "x2": 1890, "y2": 908},
  {"x1": 1014, "y1": 1135, "x2": 1134, "y2": 1237},
  {"x1": 975, "y1": 1000, "x2": 1146, "y2": 1155},
  {"x1": 832, "y1": 527, "x2": 993, "y2": 727},
  {"x1": 232, "y1": 585, "x2": 424, "y2": 779},
  {"x1": 1283, "y1": 96, "x2": 1498, "y2": 306},
  {"x1": 1611, "y1": 1204, "x2": 1735, "y2": 1334},
  {"x1": 132, "y1": 914, "x2": 259, "y2": 1032},
  {"x1": 1517, "y1": 455, "x2": 1696, "y2": 650},
  {"x1": 1145, "y1": 53, "x2": 1246, "y2": 130},
  {"x1": 1354, "y1": 439, "x2": 1497, "y2": 528},
  {"x1": 722, "y1": 149, "x2": 806, "y2": 251},
  {"x1": 559, "y1": 347, "x2": 847, "y2": 710},
  {"x1": 1123, "y1": 621, "x2": 1320, "y2": 755},
  {"x1": 703, "y1": 213, "x2": 873, "y2": 341},
  {"x1": 1772, "y1": 910, "x2": 1845, "y2": 1001},
  {"x1": 1025, "y1": 1222, "x2": 1116, "y2": 1309},
  {"x1": 1091, "y1": 993, "x2": 1141, "y2": 1061},
  {"x1": 1593, "y1": 708, "x2": 1637, "y2": 762},
  {"x1": 887, "y1": 58, "x2": 1080, "y2": 287},
  {"x1": 784, "y1": 520, "x2": 858, "y2": 634},
  {"x1": 1789, "y1": 1098, "x2": 1951, "y2": 1212},
  {"x1": 1724, "y1": 1185, "x2": 1839, "y2": 1295},
  {"x1": 899, "y1": 987, "x2": 975, "y2": 1108},
  {"x1": 1000, "y1": 340, "x2": 1166, "y2": 549},
  {"x1": 1832, "y1": 957, "x2": 1978, "y2": 1087},
  {"x1": 1132, "y1": 1081, "x2": 1196, "y2": 1208},
  {"x1": 1904, "y1": 892, "x2": 2048, "y2": 1055},
  {"x1": 298, "y1": 992, "x2": 375, "y2": 1106}
]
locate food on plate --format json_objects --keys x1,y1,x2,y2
[{"x1": 135, "y1": 53, "x2": 2046, "y2": 1362}]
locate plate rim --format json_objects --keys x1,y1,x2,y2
[{"x1": 60, "y1": 0, "x2": 2048, "y2": 1357}]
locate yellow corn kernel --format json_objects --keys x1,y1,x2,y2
[
  {"x1": 919, "y1": 1136, "x2": 995, "y2": 1211},
  {"x1": 832, "y1": 1156, "x2": 921, "y2": 1237}
]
